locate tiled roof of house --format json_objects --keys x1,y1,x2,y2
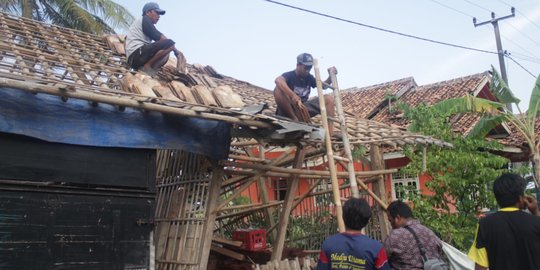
[
  {"x1": 0, "y1": 12, "x2": 451, "y2": 148},
  {"x1": 370, "y1": 72, "x2": 490, "y2": 126},
  {"x1": 341, "y1": 77, "x2": 416, "y2": 119}
]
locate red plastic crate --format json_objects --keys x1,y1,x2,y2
[{"x1": 232, "y1": 229, "x2": 267, "y2": 251}]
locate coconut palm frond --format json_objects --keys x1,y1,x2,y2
[{"x1": 78, "y1": 0, "x2": 134, "y2": 30}]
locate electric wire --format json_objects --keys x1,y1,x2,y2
[
  {"x1": 261, "y1": 0, "x2": 498, "y2": 55},
  {"x1": 505, "y1": 54, "x2": 537, "y2": 78},
  {"x1": 460, "y1": 0, "x2": 540, "y2": 50},
  {"x1": 463, "y1": 0, "x2": 491, "y2": 13},
  {"x1": 497, "y1": 0, "x2": 540, "y2": 32},
  {"x1": 429, "y1": 0, "x2": 474, "y2": 18},
  {"x1": 502, "y1": 36, "x2": 540, "y2": 60},
  {"x1": 506, "y1": 22, "x2": 540, "y2": 49}
]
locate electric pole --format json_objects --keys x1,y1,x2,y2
[{"x1": 473, "y1": 8, "x2": 515, "y2": 111}]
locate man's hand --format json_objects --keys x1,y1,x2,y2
[
  {"x1": 327, "y1": 66, "x2": 338, "y2": 75},
  {"x1": 524, "y1": 195, "x2": 539, "y2": 216},
  {"x1": 290, "y1": 97, "x2": 310, "y2": 123}
]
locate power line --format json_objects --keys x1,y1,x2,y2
[
  {"x1": 262, "y1": 0, "x2": 498, "y2": 55},
  {"x1": 428, "y1": 0, "x2": 473, "y2": 18},
  {"x1": 508, "y1": 52, "x2": 540, "y2": 65},
  {"x1": 505, "y1": 53, "x2": 538, "y2": 78},
  {"x1": 497, "y1": 0, "x2": 540, "y2": 32},
  {"x1": 463, "y1": 0, "x2": 491, "y2": 13},
  {"x1": 505, "y1": 22, "x2": 540, "y2": 49},
  {"x1": 502, "y1": 35, "x2": 539, "y2": 59}
]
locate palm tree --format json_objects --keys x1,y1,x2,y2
[
  {"x1": 0, "y1": 0, "x2": 133, "y2": 34},
  {"x1": 433, "y1": 66, "x2": 540, "y2": 187}
]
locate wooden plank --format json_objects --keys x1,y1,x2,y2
[
  {"x1": 209, "y1": 245, "x2": 245, "y2": 261},
  {"x1": 212, "y1": 236, "x2": 243, "y2": 248}
]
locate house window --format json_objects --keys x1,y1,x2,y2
[
  {"x1": 391, "y1": 172, "x2": 419, "y2": 201},
  {"x1": 273, "y1": 178, "x2": 288, "y2": 201}
]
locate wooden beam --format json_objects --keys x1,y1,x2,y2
[
  {"x1": 0, "y1": 78, "x2": 273, "y2": 129},
  {"x1": 272, "y1": 145, "x2": 306, "y2": 261},
  {"x1": 369, "y1": 144, "x2": 390, "y2": 239},
  {"x1": 212, "y1": 236, "x2": 243, "y2": 248},
  {"x1": 223, "y1": 160, "x2": 397, "y2": 178},
  {"x1": 198, "y1": 162, "x2": 225, "y2": 270},
  {"x1": 210, "y1": 245, "x2": 245, "y2": 261}
]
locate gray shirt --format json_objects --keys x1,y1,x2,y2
[{"x1": 125, "y1": 16, "x2": 162, "y2": 58}]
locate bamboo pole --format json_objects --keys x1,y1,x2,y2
[
  {"x1": 223, "y1": 160, "x2": 397, "y2": 178},
  {"x1": 0, "y1": 78, "x2": 273, "y2": 129},
  {"x1": 313, "y1": 59, "x2": 345, "y2": 232},
  {"x1": 272, "y1": 146, "x2": 306, "y2": 261}
]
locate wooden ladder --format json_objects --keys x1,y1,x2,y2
[{"x1": 313, "y1": 58, "x2": 394, "y2": 233}]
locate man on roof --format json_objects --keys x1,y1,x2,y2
[
  {"x1": 125, "y1": 2, "x2": 186, "y2": 75},
  {"x1": 274, "y1": 53, "x2": 339, "y2": 138}
]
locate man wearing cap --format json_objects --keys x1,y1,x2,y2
[
  {"x1": 274, "y1": 53, "x2": 338, "y2": 137},
  {"x1": 125, "y1": 2, "x2": 186, "y2": 75}
]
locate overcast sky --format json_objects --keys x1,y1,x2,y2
[{"x1": 116, "y1": 0, "x2": 540, "y2": 111}]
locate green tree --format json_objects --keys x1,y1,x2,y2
[
  {"x1": 400, "y1": 103, "x2": 508, "y2": 251},
  {"x1": 433, "y1": 66, "x2": 540, "y2": 187},
  {"x1": 0, "y1": 0, "x2": 133, "y2": 34}
]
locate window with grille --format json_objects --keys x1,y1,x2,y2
[
  {"x1": 273, "y1": 178, "x2": 288, "y2": 201},
  {"x1": 391, "y1": 172, "x2": 419, "y2": 201}
]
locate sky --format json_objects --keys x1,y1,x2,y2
[{"x1": 115, "y1": 0, "x2": 540, "y2": 111}]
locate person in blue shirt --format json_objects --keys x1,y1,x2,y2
[{"x1": 317, "y1": 197, "x2": 390, "y2": 270}]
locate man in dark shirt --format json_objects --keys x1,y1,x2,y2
[
  {"x1": 125, "y1": 2, "x2": 186, "y2": 75},
  {"x1": 274, "y1": 53, "x2": 339, "y2": 137},
  {"x1": 383, "y1": 201, "x2": 445, "y2": 270},
  {"x1": 468, "y1": 173, "x2": 540, "y2": 270},
  {"x1": 317, "y1": 197, "x2": 390, "y2": 270}
]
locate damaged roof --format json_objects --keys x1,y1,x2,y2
[{"x1": 0, "y1": 12, "x2": 450, "y2": 148}]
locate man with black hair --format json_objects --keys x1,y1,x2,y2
[
  {"x1": 317, "y1": 198, "x2": 389, "y2": 270},
  {"x1": 468, "y1": 173, "x2": 540, "y2": 270},
  {"x1": 125, "y1": 2, "x2": 186, "y2": 75},
  {"x1": 274, "y1": 53, "x2": 339, "y2": 138},
  {"x1": 383, "y1": 201, "x2": 444, "y2": 270}
]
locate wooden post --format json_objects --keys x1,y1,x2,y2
[
  {"x1": 271, "y1": 145, "x2": 306, "y2": 261},
  {"x1": 257, "y1": 146, "x2": 277, "y2": 242},
  {"x1": 369, "y1": 144, "x2": 390, "y2": 239},
  {"x1": 198, "y1": 161, "x2": 224, "y2": 270}
]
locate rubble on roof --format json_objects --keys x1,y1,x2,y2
[{"x1": 0, "y1": 11, "x2": 451, "y2": 148}]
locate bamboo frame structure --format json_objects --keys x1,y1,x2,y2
[{"x1": 0, "y1": 11, "x2": 455, "y2": 269}]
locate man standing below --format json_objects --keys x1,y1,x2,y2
[
  {"x1": 125, "y1": 2, "x2": 186, "y2": 75},
  {"x1": 383, "y1": 201, "x2": 445, "y2": 270},
  {"x1": 468, "y1": 173, "x2": 540, "y2": 270},
  {"x1": 317, "y1": 197, "x2": 390, "y2": 270},
  {"x1": 274, "y1": 53, "x2": 339, "y2": 138}
]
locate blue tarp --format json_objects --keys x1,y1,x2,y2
[{"x1": 0, "y1": 88, "x2": 231, "y2": 160}]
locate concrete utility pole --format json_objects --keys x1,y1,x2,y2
[{"x1": 473, "y1": 7, "x2": 515, "y2": 111}]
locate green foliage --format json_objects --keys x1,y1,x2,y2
[
  {"x1": 0, "y1": 0, "x2": 134, "y2": 34},
  {"x1": 400, "y1": 103, "x2": 508, "y2": 251}
]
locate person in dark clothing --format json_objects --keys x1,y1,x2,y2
[
  {"x1": 468, "y1": 173, "x2": 540, "y2": 270},
  {"x1": 384, "y1": 201, "x2": 445, "y2": 270},
  {"x1": 317, "y1": 198, "x2": 390, "y2": 270},
  {"x1": 274, "y1": 53, "x2": 339, "y2": 137},
  {"x1": 125, "y1": 2, "x2": 185, "y2": 75}
]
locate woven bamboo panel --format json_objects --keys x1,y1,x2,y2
[{"x1": 155, "y1": 150, "x2": 218, "y2": 270}]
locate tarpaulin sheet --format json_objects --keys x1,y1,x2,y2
[{"x1": 0, "y1": 88, "x2": 231, "y2": 160}]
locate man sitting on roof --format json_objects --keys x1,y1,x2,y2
[
  {"x1": 125, "y1": 2, "x2": 186, "y2": 75},
  {"x1": 274, "y1": 53, "x2": 339, "y2": 138}
]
